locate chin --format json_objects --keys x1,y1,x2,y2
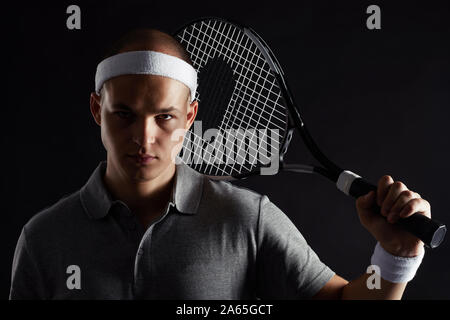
[
  {"x1": 128, "y1": 167, "x2": 160, "y2": 182},
  {"x1": 133, "y1": 160, "x2": 172, "y2": 180}
]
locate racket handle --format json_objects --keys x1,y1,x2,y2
[{"x1": 348, "y1": 178, "x2": 447, "y2": 249}]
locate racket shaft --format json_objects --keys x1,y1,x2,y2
[{"x1": 349, "y1": 178, "x2": 446, "y2": 249}]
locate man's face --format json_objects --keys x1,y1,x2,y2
[{"x1": 92, "y1": 74, "x2": 197, "y2": 182}]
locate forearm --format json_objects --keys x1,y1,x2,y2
[{"x1": 341, "y1": 272, "x2": 407, "y2": 300}]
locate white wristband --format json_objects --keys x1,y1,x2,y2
[{"x1": 370, "y1": 242, "x2": 425, "y2": 283}]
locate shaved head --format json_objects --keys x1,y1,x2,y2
[{"x1": 101, "y1": 28, "x2": 193, "y2": 66}]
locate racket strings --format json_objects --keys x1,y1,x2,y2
[
  {"x1": 226, "y1": 47, "x2": 280, "y2": 175},
  {"x1": 180, "y1": 21, "x2": 285, "y2": 134},
  {"x1": 179, "y1": 21, "x2": 259, "y2": 174},
  {"x1": 205, "y1": 40, "x2": 280, "y2": 173},
  {"x1": 177, "y1": 23, "x2": 259, "y2": 174},
  {"x1": 211, "y1": 22, "x2": 285, "y2": 150},
  {"x1": 188, "y1": 22, "x2": 272, "y2": 81},
  {"x1": 180, "y1": 122, "x2": 277, "y2": 177},
  {"x1": 181, "y1": 21, "x2": 284, "y2": 175},
  {"x1": 182, "y1": 23, "x2": 286, "y2": 117},
  {"x1": 214, "y1": 23, "x2": 271, "y2": 175},
  {"x1": 177, "y1": 19, "x2": 288, "y2": 176},
  {"x1": 197, "y1": 56, "x2": 236, "y2": 130},
  {"x1": 187, "y1": 23, "x2": 281, "y2": 174},
  {"x1": 180, "y1": 128, "x2": 276, "y2": 176},
  {"x1": 181, "y1": 21, "x2": 286, "y2": 128},
  {"x1": 181, "y1": 127, "x2": 276, "y2": 173}
]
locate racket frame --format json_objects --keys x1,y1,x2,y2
[{"x1": 174, "y1": 17, "x2": 342, "y2": 181}]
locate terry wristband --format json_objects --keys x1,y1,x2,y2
[{"x1": 370, "y1": 241, "x2": 425, "y2": 283}]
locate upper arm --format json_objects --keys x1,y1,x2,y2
[
  {"x1": 311, "y1": 274, "x2": 349, "y2": 300},
  {"x1": 256, "y1": 196, "x2": 338, "y2": 299},
  {"x1": 9, "y1": 227, "x2": 46, "y2": 299}
]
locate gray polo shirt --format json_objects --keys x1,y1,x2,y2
[{"x1": 9, "y1": 161, "x2": 335, "y2": 300}]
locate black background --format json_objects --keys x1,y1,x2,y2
[{"x1": 3, "y1": 0, "x2": 450, "y2": 299}]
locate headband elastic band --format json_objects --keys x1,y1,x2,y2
[{"x1": 95, "y1": 50, "x2": 197, "y2": 102}]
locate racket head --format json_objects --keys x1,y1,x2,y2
[{"x1": 173, "y1": 17, "x2": 295, "y2": 179}]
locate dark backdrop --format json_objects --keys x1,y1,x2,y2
[{"x1": 3, "y1": 0, "x2": 450, "y2": 299}]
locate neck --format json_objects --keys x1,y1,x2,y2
[{"x1": 103, "y1": 159, "x2": 176, "y2": 215}]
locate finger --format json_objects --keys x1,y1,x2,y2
[
  {"x1": 377, "y1": 175, "x2": 394, "y2": 209},
  {"x1": 387, "y1": 190, "x2": 418, "y2": 223},
  {"x1": 381, "y1": 181, "x2": 408, "y2": 218},
  {"x1": 398, "y1": 198, "x2": 431, "y2": 219}
]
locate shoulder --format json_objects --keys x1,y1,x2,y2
[
  {"x1": 200, "y1": 176, "x2": 271, "y2": 220},
  {"x1": 205, "y1": 176, "x2": 263, "y2": 203},
  {"x1": 201, "y1": 177, "x2": 297, "y2": 235},
  {"x1": 23, "y1": 190, "x2": 85, "y2": 242}
]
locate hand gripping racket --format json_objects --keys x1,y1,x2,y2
[{"x1": 174, "y1": 17, "x2": 446, "y2": 248}]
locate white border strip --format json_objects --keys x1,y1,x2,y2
[{"x1": 336, "y1": 170, "x2": 361, "y2": 196}]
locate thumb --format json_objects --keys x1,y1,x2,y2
[{"x1": 356, "y1": 190, "x2": 375, "y2": 210}]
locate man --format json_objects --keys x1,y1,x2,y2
[{"x1": 9, "y1": 28, "x2": 430, "y2": 299}]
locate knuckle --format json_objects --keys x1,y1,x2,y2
[
  {"x1": 401, "y1": 190, "x2": 414, "y2": 198},
  {"x1": 393, "y1": 181, "x2": 405, "y2": 190},
  {"x1": 413, "y1": 198, "x2": 425, "y2": 206},
  {"x1": 421, "y1": 198, "x2": 431, "y2": 210}
]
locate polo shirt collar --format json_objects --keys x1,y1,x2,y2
[{"x1": 80, "y1": 159, "x2": 204, "y2": 220}]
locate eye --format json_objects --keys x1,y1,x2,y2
[
  {"x1": 157, "y1": 114, "x2": 173, "y2": 120},
  {"x1": 115, "y1": 111, "x2": 132, "y2": 119}
]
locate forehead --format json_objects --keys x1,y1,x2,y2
[{"x1": 104, "y1": 74, "x2": 189, "y2": 108}]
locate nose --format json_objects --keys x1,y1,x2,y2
[{"x1": 132, "y1": 117, "x2": 157, "y2": 151}]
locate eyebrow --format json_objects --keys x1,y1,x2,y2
[{"x1": 112, "y1": 103, "x2": 180, "y2": 113}]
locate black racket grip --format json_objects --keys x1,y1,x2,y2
[{"x1": 348, "y1": 178, "x2": 447, "y2": 249}]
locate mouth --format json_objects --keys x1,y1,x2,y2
[{"x1": 127, "y1": 154, "x2": 157, "y2": 165}]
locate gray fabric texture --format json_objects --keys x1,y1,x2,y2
[{"x1": 10, "y1": 161, "x2": 335, "y2": 299}]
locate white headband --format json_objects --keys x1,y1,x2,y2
[{"x1": 95, "y1": 50, "x2": 197, "y2": 102}]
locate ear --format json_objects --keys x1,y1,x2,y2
[
  {"x1": 90, "y1": 92, "x2": 102, "y2": 126},
  {"x1": 185, "y1": 100, "x2": 198, "y2": 130}
]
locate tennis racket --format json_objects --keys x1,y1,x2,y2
[{"x1": 173, "y1": 17, "x2": 446, "y2": 249}]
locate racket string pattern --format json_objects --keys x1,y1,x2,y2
[
  {"x1": 183, "y1": 21, "x2": 286, "y2": 164},
  {"x1": 177, "y1": 19, "x2": 288, "y2": 177},
  {"x1": 182, "y1": 21, "x2": 277, "y2": 175}
]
